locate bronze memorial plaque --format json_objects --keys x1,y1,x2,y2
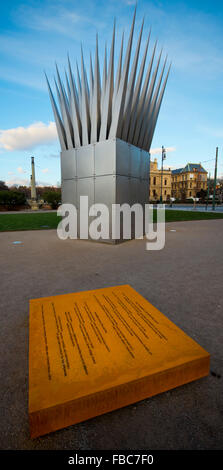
[{"x1": 29, "y1": 285, "x2": 210, "y2": 438}]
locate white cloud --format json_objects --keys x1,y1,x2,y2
[
  {"x1": 17, "y1": 167, "x2": 26, "y2": 174},
  {"x1": 41, "y1": 168, "x2": 49, "y2": 173},
  {"x1": 150, "y1": 147, "x2": 176, "y2": 155},
  {"x1": 36, "y1": 181, "x2": 52, "y2": 187},
  {"x1": 5, "y1": 177, "x2": 30, "y2": 187},
  {"x1": 0, "y1": 121, "x2": 57, "y2": 151},
  {"x1": 16, "y1": 5, "x2": 105, "y2": 38},
  {"x1": 5, "y1": 177, "x2": 53, "y2": 187},
  {"x1": 0, "y1": 64, "x2": 46, "y2": 91}
]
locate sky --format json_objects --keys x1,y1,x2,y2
[{"x1": 0, "y1": 0, "x2": 223, "y2": 186}]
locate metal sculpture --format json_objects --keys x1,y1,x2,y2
[{"x1": 46, "y1": 10, "x2": 170, "y2": 242}]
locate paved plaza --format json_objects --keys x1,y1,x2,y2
[{"x1": 0, "y1": 219, "x2": 223, "y2": 450}]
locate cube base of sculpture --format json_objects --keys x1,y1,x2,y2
[{"x1": 61, "y1": 139, "x2": 150, "y2": 243}]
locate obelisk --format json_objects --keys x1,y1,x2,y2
[{"x1": 30, "y1": 156, "x2": 38, "y2": 210}]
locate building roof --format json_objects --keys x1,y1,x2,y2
[
  {"x1": 172, "y1": 163, "x2": 207, "y2": 174},
  {"x1": 172, "y1": 168, "x2": 183, "y2": 174}
]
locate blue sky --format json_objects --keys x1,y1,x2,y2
[{"x1": 0, "y1": 0, "x2": 223, "y2": 186}]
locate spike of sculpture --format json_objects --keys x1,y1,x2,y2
[{"x1": 46, "y1": 12, "x2": 170, "y2": 152}]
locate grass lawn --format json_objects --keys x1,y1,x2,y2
[
  {"x1": 164, "y1": 209, "x2": 223, "y2": 222},
  {"x1": 0, "y1": 209, "x2": 223, "y2": 232},
  {"x1": 0, "y1": 212, "x2": 62, "y2": 231}
]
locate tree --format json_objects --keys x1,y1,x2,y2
[
  {"x1": 37, "y1": 185, "x2": 61, "y2": 198},
  {"x1": 42, "y1": 190, "x2": 61, "y2": 209},
  {"x1": 0, "y1": 181, "x2": 8, "y2": 191},
  {"x1": 179, "y1": 186, "x2": 186, "y2": 201},
  {"x1": 0, "y1": 190, "x2": 26, "y2": 209},
  {"x1": 15, "y1": 185, "x2": 31, "y2": 198},
  {"x1": 196, "y1": 188, "x2": 207, "y2": 202}
]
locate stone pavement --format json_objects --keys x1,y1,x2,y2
[{"x1": 0, "y1": 219, "x2": 223, "y2": 450}]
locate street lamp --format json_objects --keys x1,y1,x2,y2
[
  {"x1": 212, "y1": 147, "x2": 218, "y2": 211},
  {"x1": 160, "y1": 145, "x2": 166, "y2": 203}
]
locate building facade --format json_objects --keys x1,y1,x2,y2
[
  {"x1": 149, "y1": 158, "x2": 172, "y2": 201},
  {"x1": 171, "y1": 163, "x2": 207, "y2": 200}
]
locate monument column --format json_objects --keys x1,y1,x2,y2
[
  {"x1": 30, "y1": 156, "x2": 38, "y2": 210},
  {"x1": 31, "y1": 157, "x2": 37, "y2": 200}
]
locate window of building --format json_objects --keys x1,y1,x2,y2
[
  {"x1": 153, "y1": 177, "x2": 156, "y2": 185},
  {"x1": 164, "y1": 179, "x2": 167, "y2": 186},
  {"x1": 189, "y1": 191, "x2": 192, "y2": 197},
  {"x1": 153, "y1": 189, "x2": 156, "y2": 197},
  {"x1": 164, "y1": 190, "x2": 167, "y2": 195}
]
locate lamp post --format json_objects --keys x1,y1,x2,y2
[
  {"x1": 160, "y1": 145, "x2": 166, "y2": 203},
  {"x1": 212, "y1": 147, "x2": 218, "y2": 211},
  {"x1": 193, "y1": 164, "x2": 202, "y2": 211},
  {"x1": 206, "y1": 172, "x2": 211, "y2": 211}
]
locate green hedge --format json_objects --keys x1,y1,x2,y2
[{"x1": 0, "y1": 191, "x2": 26, "y2": 208}]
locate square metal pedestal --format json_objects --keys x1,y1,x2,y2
[{"x1": 61, "y1": 138, "x2": 150, "y2": 243}]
